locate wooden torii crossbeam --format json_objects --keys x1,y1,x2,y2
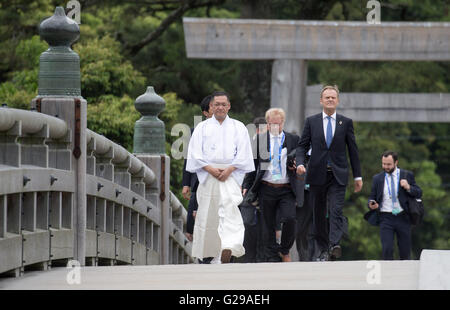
[{"x1": 183, "y1": 18, "x2": 450, "y2": 134}]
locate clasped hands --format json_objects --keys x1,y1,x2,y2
[{"x1": 204, "y1": 165, "x2": 236, "y2": 182}]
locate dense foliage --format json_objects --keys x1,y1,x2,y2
[{"x1": 1, "y1": 0, "x2": 448, "y2": 260}]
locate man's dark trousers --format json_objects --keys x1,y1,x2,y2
[
  {"x1": 379, "y1": 212, "x2": 411, "y2": 260},
  {"x1": 259, "y1": 183, "x2": 296, "y2": 260},
  {"x1": 295, "y1": 189, "x2": 314, "y2": 261},
  {"x1": 309, "y1": 170, "x2": 347, "y2": 253},
  {"x1": 240, "y1": 208, "x2": 268, "y2": 263},
  {"x1": 186, "y1": 192, "x2": 197, "y2": 235}
]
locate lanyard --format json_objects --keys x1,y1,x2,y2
[
  {"x1": 269, "y1": 132, "x2": 285, "y2": 163},
  {"x1": 385, "y1": 169, "x2": 400, "y2": 200}
]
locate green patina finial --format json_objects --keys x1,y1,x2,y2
[
  {"x1": 133, "y1": 86, "x2": 166, "y2": 154},
  {"x1": 38, "y1": 7, "x2": 82, "y2": 97}
]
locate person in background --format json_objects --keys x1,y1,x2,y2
[
  {"x1": 367, "y1": 151, "x2": 422, "y2": 260},
  {"x1": 186, "y1": 91, "x2": 255, "y2": 264},
  {"x1": 182, "y1": 95, "x2": 214, "y2": 264},
  {"x1": 243, "y1": 108, "x2": 301, "y2": 262},
  {"x1": 296, "y1": 85, "x2": 363, "y2": 261}
]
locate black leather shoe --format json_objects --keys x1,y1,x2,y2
[
  {"x1": 329, "y1": 245, "x2": 342, "y2": 260},
  {"x1": 316, "y1": 251, "x2": 329, "y2": 262}
]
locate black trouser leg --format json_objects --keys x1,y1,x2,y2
[
  {"x1": 295, "y1": 190, "x2": 314, "y2": 261},
  {"x1": 278, "y1": 190, "x2": 297, "y2": 255},
  {"x1": 380, "y1": 213, "x2": 395, "y2": 260},
  {"x1": 327, "y1": 179, "x2": 347, "y2": 247},
  {"x1": 259, "y1": 185, "x2": 296, "y2": 259},
  {"x1": 242, "y1": 223, "x2": 257, "y2": 263},
  {"x1": 186, "y1": 192, "x2": 197, "y2": 235},
  {"x1": 310, "y1": 171, "x2": 347, "y2": 253},
  {"x1": 396, "y1": 213, "x2": 412, "y2": 260},
  {"x1": 310, "y1": 184, "x2": 329, "y2": 253},
  {"x1": 260, "y1": 193, "x2": 279, "y2": 261}
]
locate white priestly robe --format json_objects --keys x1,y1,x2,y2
[{"x1": 186, "y1": 115, "x2": 255, "y2": 259}]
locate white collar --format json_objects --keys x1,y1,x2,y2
[
  {"x1": 211, "y1": 114, "x2": 229, "y2": 125},
  {"x1": 322, "y1": 111, "x2": 337, "y2": 120},
  {"x1": 386, "y1": 167, "x2": 399, "y2": 176},
  {"x1": 269, "y1": 131, "x2": 284, "y2": 139}
]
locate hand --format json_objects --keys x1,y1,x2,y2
[
  {"x1": 400, "y1": 179, "x2": 410, "y2": 191},
  {"x1": 354, "y1": 179, "x2": 363, "y2": 193},
  {"x1": 182, "y1": 186, "x2": 191, "y2": 200},
  {"x1": 185, "y1": 232, "x2": 193, "y2": 242},
  {"x1": 192, "y1": 211, "x2": 197, "y2": 219},
  {"x1": 242, "y1": 188, "x2": 248, "y2": 196},
  {"x1": 217, "y1": 166, "x2": 236, "y2": 182},
  {"x1": 204, "y1": 165, "x2": 222, "y2": 179},
  {"x1": 369, "y1": 201, "x2": 379, "y2": 210},
  {"x1": 296, "y1": 165, "x2": 306, "y2": 175},
  {"x1": 288, "y1": 159, "x2": 297, "y2": 171}
]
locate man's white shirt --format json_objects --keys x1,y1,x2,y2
[
  {"x1": 381, "y1": 167, "x2": 403, "y2": 213},
  {"x1": 262, "y1": 131, "x2": 289, "y2": 184}
]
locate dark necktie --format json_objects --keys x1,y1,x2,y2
[
  {"x1": 326, "y1": 116, "x2": 333, "y2": 148},
  {"x1": 391, "y1": 173, "x2": 401, "y2": 215},
  {"x1": 391, "y1": 174, "x2": 397, "y2": 203}
]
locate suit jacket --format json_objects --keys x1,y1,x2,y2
[
  {"x1": 296, "y1": 113, "x2": 361, "y2": 186},
  {"x1": 368, "y1": 169, "x2": 422, "y2": 214},
  {"x1": 182, "y1": 127, "x2": 199, "y2": 191},
  {"x1": 243, "y1": 131, "x2": 305, "y2": 208}
]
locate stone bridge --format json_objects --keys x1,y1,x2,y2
[
  {"x1": 0, "y1": 7, "x2": 192, "y2": 278},
  {"x1": 1, "y1": 7, "x2": 449, "y2": 291}
]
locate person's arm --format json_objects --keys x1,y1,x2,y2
[
  {"x1": 243, "y1": 169, "x2": 256, "y2": 190},
  {"x1": 345, "y1": 119, "x2": 362, "y2": 179},
  {"x1": 296, "y1": 118, "x2": 311, "y2": 175},
  {"x1": 181, "y1": 159, "x2": 192, "y2": 200},
  {"x1": 401, "y1": 171, "x2": 422, "y2": 198},
  {"x1": 368, "y1": 175, "x2": 379, "y2": 210},
  {"x1": 345, "y1": 119, "x2": 363, "y2": 192},
  {"x1": 186, "y1": 123, "x2": 209, "y2": 174},
  {"x1": 182, "y1": 158, "x2": 192, "y2": 187},
  {"x1": 243, "y1": 134, "x2": 260, "y2": 190}
]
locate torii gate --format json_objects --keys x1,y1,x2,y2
[{"x1": 183, "y1": 18, "x2": 450, "y2": 134}]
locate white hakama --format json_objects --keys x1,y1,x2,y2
[
  {"x1": 186, "y1": 115, "x2": 254, "y2": 261},
  {"x1": 193, "y1": 165, "x2": 245, "y2": 259}
]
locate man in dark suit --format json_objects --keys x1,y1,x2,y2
[
  {"x1": 238, "y1": 116, "x2": 268, "y2": 263},
  {"x1": 182, "y1": 95, "x2": 213, "y2": 263},
  {"x1": 296, "y1": 85, "x2": 363, "y2": 261},
  {"x1": 294, "y1": 154, "x2": 315, "y2": 261},
  {"x1": 367, "y1": 151, "x2": 422, "y2": 260},
  {"x1": 243, "y1": 108, "x2": 305, "y2": 262}
]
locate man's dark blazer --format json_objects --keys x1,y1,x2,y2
[
  {"x1": 182, "y1": 127, "x2": 199, "y2": 192},
  {"x1": 368, "y1": 169, "x2": 422, "y2": 214},
  {"x1": 182, "y1": 160, "x2": 198, "y2": 191},
  {"x1": 296, "y1": 113, "x2": 362, "y2": 186},
  {"x1": 243, "y1": 131, "x2": 305, "y2": 208}
]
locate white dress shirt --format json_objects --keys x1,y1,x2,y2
[
  {"x1": 262, "y1": 132, "x2": 290, "y2": 184},
  {"x1": 322, "y1": 111, "x2": 336, "y2": 141},
  {"x1": 381, "y1": 167, "x2": 403, "y2": 213}
]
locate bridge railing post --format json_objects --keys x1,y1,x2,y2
[
  {"x1": 133, "y1": 86, "x2": 171, "y2": 264},
  {"x1": 32, "y1": 7, "x2": 87, "y2": 266},
  {"x1": 136, "y1": 155, "x2": 170, "y2": 265}
]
